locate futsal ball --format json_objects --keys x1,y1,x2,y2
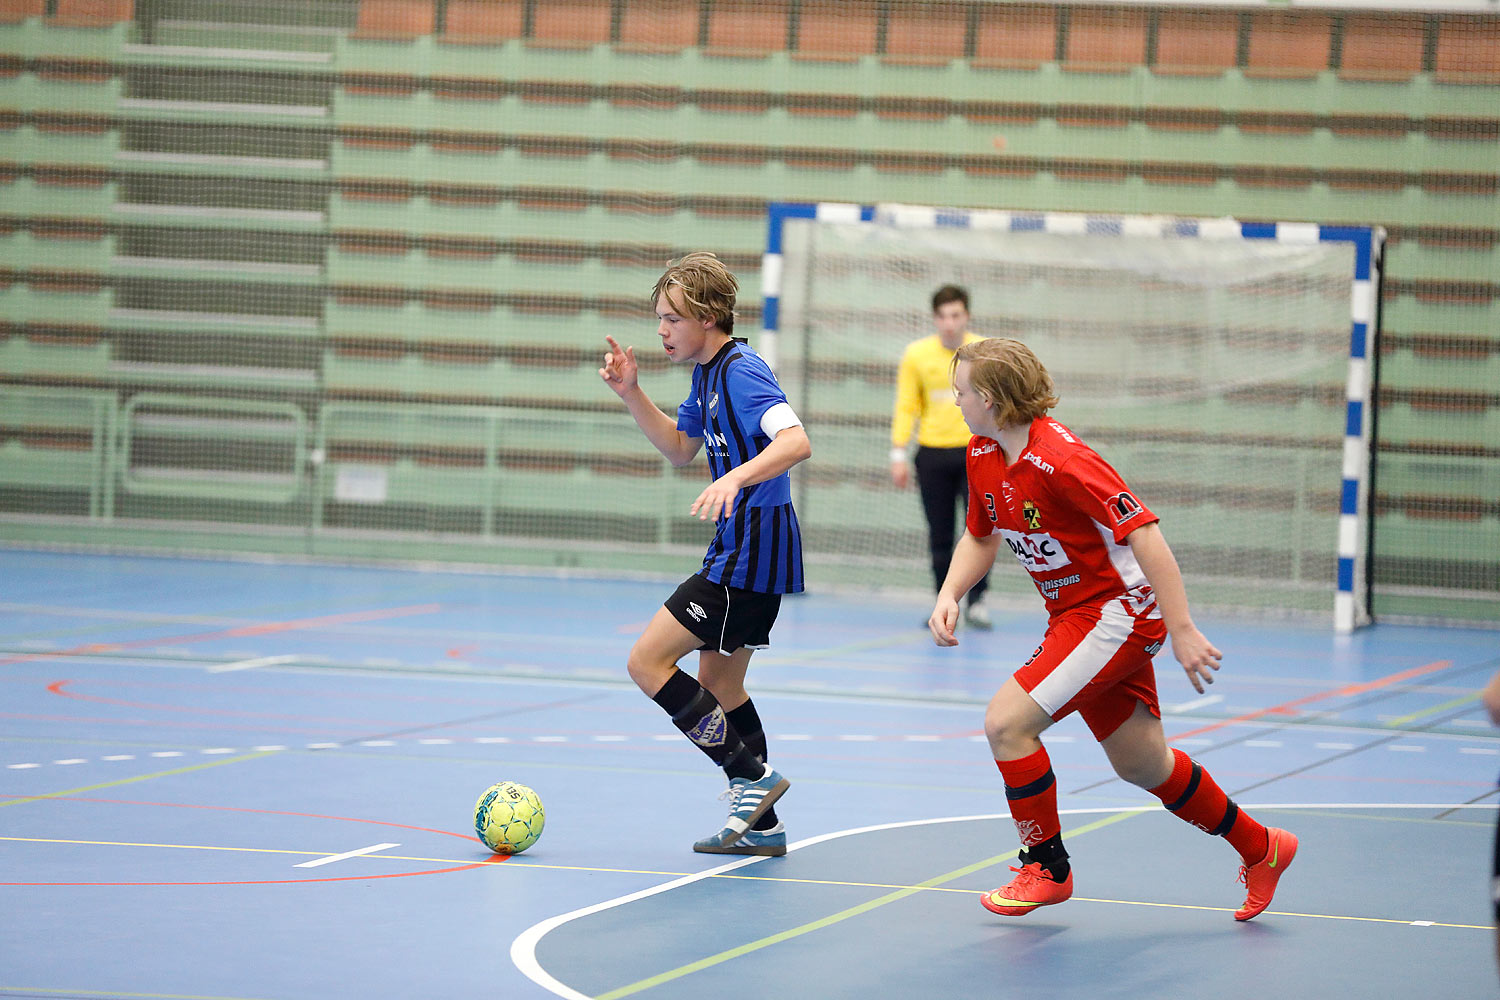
[{"x1": 474, "y1": 781, "x2": 545, "y2": 855}]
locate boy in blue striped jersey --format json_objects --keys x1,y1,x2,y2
[{"x1": 599, "y1": 252, "x2": 811, "y2": 856}]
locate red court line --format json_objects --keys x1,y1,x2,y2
[
  {"x1": 1168, "y1": 659, "x2": 1454, "y2": 743},
  {"x1": 0, "y1": 602, "x2": 443, "y2": 666}
]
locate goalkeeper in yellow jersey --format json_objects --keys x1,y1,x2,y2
[{"x1": 891, "y1": 285, "x2": 992, "y2": 628}]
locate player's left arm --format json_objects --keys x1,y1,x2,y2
[
  {"x1": 1126, "y1": 521, "x2": 1222, "y2": 693},
  {"x1": 690, "y1": 420, "x2": 810, "y2": 522}
]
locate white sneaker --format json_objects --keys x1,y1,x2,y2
[{"x1": 965, "y1": 601, "x2": 993, "y2": 630}]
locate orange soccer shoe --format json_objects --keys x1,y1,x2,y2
[
  {"x1": 1235, "y1": 827, "x2": 1299, "y2": 921},
  {"x1": 981, "y1": 862, "x2": 1073, "y2": 916}
]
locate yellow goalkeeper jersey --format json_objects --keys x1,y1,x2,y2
[{"x1": 891, "y1": 332, "x2": 983, "y2": 450}]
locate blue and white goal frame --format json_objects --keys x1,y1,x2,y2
[{"x1": 760, "y1": 202, "x2": 1385, "y2": 632}]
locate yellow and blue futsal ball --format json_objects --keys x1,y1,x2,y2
[{"x1": 474, "y1": 780, "x2": 545, "y2": 855}]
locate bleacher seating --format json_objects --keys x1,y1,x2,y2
[{"x1": 0, "y1": 1, "x2": 1494, "y2": 619}]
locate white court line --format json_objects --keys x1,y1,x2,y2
[
  {"x1": 208, "y1": 654, "x2": 299, "y2": 674},
  {"x1": 510, "y1": 802, "x2": 1500, "y2": 1000},
  {"x1": 1166, "y1": 694, "x2": 1224, "y2": 712},
  {"x1": 294, "y1": 842, "x2": 400, "y2": 869}
]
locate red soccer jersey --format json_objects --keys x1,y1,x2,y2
[{"x1": 965, "y1": 417, "x2": 1161, "y2": 620}]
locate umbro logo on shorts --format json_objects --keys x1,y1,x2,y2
[{"x1": 686, "y1": 601, "x2": 708, "y2": 622}]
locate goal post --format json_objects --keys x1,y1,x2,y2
[{"x1": 761, "y1": 202, "x2": 1383, "y2": 632}]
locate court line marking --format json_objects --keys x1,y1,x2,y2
[
  {"x1": 0, "y1": 987, "x2": 275, "y2": 1000},
  {"x1": 207, "y1": 654, "x2": 299, "y2": 674},
  {"x1": 0, "y1": 751, "x2": 276, "y2": 809},
  {"x1": 294, "y1": 842, "x2": 401, "y2": 868},
  {"x1": 1168, "y1": 659, "x2": 1455, "y2": 742},
  {"x1": 3, "y1": 810, "x2": 1492, "y2": 933},
  {"x1": 0, "y1": 603, "x2": 443, "y2": 666},
  {"x1": 510, "y1": 808, "x2": 1130, "y2": 1000},
  {"x1": 1385, "y1": 693, "x2": 1480, "y2": 728},
  {"x1": 512, "y1": 802, "x2": 1498, "y2": 1000},
  {"x1": 594, "y1": 810, "x2": 1142, "y2": 1000}
]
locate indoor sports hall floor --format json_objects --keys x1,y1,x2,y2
[{"x1": 2, "y1": 548, "x2": 1496, "y2": 1000}]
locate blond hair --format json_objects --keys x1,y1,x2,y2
[
  {"x1": 651, "y1": 252, "x2": 738, "y2": 334},
  {"x1": 953, "y1": 338, "x2": 1060, "y2": 428}
]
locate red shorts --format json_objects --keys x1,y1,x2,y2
[{"x1": 1013, "y1": 601, "x2": 1168, "y2": 741}]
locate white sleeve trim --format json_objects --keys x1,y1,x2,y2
[{"x1": 760, "y1": 401, "x2": 803, "y2": 438}]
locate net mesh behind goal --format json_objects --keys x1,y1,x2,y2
[{"x1": 772, "y1": 206, "x2": 1368, "y2": 624}]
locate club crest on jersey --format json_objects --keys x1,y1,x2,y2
[
  {"x1": 708, "y1": 391, "x2": 719, "y2": 415},
  {"x1": 1022, "y1": 500, "x2": 1041, "y2": 530},
  {"x1": 1108, "y1": 491, "x2": 1145, "y2": 524}
]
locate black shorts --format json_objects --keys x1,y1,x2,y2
[{"x1": 664, "y1": 573, "x2": 783, "y2": 655}]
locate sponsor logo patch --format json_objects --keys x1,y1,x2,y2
[
  {"x1": 1039, "y1": 573, "x2": 1080, "y2": 601},
  {"x1": 999, "y1": 529, "x2": 1073, "y2": 572},
  {"x1": 1108, "y1": 491, "x2": 1145, "y2": 525},
  {"x1": 1020, "y1": 451, "x2": 1054, "y2": 475}
]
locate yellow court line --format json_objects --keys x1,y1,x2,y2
[
  {"x1": 0, "y1": 988, "x2": 275, "y2": 1000},
  {"x1": 1385, "y1": 693, "x2": 1480, "y2": 728},
  {"x1": 0, "y1": 751, "x2": 277, "y2": 809},
  {"x1": 6, "y1": 834, "x2": 1484, "y2": 933},
  {"x1": 1062, "y1": 895, "x2": 1488, "y2": 930},
  {"x1": 595, "y1": 809, "x2": 1141, "y2": 1000},
  {"x1": 0, "y1": 836, "x2": 693, "y2": 875}
]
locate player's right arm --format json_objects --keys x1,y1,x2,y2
[
  {"x1": 600, "y1": 335, "x2": 702, "y2": 467},
  {"x1": 929, "y1": 530, "x2": 1001, "y2": 646}
]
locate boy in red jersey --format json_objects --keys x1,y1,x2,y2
[{"x1": 928, "y1": 338, "x2": 1296, "y2": 921}]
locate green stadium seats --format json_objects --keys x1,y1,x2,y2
[
  {"x1": 0, "y1": 226, "x2": 114, "y2": 269},
  {"x1": 0, "y1": 331, "x2": 110, "y2": 379},
  {"x1": 14, "y1": 122, "x2": 119, "y2": 167},
  {"x1": 335, "y1": 27, "x2": 436, "y2": 76},
  {"x1": 1380, "y1": 346, "x2": 1500, "y2": 394},
  {"x1": 2, "y1": 6, "x2": 1495, "y2": 617},
  {"x1": 2, "y1": 280, "x2": 112, "y2": 325}
]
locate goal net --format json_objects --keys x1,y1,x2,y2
[{"x1": 766, "y1": 203, "x2": 1382, "y2": 631}]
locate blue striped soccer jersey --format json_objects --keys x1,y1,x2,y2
[{"x1": 675, "y1": 339, "x2": 804, "y2": 595}]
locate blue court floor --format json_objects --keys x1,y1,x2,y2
[{"x1": 1, "y1": 548, "x2": 1496, "y2": 999}]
